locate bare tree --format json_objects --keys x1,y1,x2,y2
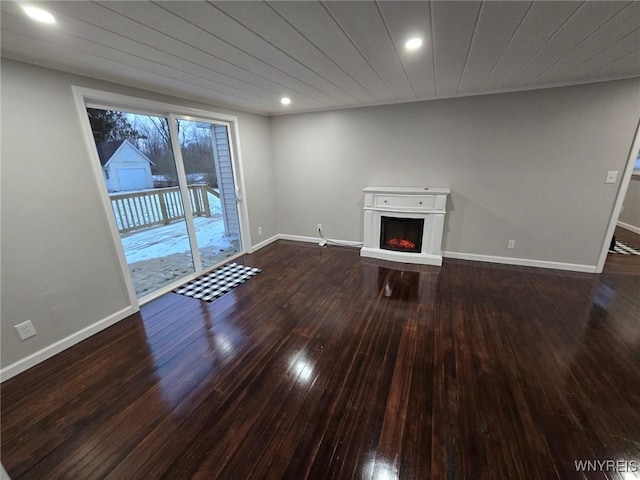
[
  {"x1": 130, "y1": 116, "x2": 177, "y2": 179},
  {"x1": 128, "y1": 115, "x2": 218, "y2": 187}
]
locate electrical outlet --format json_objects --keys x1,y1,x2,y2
[
  {"x1": 605, "y1": 171, "x2": 618, "y2": 184},
  {"x1": 15, "y1": 320, "x2": 37, "y2": 341},
  {"x1": 507, "y1": 239, "x2": 515, "y2": 249},
  {"x1": 317, "y1": 223, "x2": 323, "y2": 232},
  {"x1": 258, "y1": 226, "x2": 263, "y2": 235}
]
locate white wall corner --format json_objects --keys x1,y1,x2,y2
[
  {"x1": 249, "y1": 234, "x2": 279, "y2": 253},
  {"x1": 596, "y1": 118, "x2": 640, "y2": 273}
]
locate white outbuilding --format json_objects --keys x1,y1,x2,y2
[{"x1": 96, "y1": 139, "x2": 155, "y2": 192}]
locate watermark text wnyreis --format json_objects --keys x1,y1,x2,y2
[{"x1": 575, "y1": 459, "x2": 638, "y2": 472}]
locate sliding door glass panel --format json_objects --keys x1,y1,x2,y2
[
  {"x1": 176, "y1": 119, "x2": 242, "y2": 270},
  {"x1": 86, "y1": 108, "x2": 195, "y2": 297}
]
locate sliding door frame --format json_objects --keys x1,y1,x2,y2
[
  {"x1": 72, "y1": 87, "x2": 251, "y2": 307},
  {"x1": 596, "y1": 118, "x2": 640, "y2": 272},
  {"x1": 166, "y1": 114, "x2": 203, "y2": 273},
  {"x1": 170, "y1": 114, "x2": 245, "y2": 259}
]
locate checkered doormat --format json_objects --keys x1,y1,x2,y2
[
  {"x1": 609, "y1": 240, "x2": 640, "y2": 255},
  {"x1": 173, "y1": 262, "x2": 261, "y2": 302}
]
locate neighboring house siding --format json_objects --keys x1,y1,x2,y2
[{"x1": 212, "y1": 125, "x2": 240, "y2": 239}]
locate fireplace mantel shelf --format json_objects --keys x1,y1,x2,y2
[
  {"x1": 361, "y1": 186, "x2": 450, "y2": 266},
  {"x1": 362, "y1": 186, "x2": 451, "y2": 195}
]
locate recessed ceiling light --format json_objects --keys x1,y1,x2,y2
[
  {"x1": 281, "y1": 97, "x2": 291, "y2": 105},
  {"x1": 405, "y1": 38, "x2": 423, "y2": 51},
  {"x1": 21, "y1": 5, "x2": 56, "y2": 24}
]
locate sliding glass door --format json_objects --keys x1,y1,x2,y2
[
  {"x1": 85, "y1": 107, "x2": 242, "y2": 299},
  {"x1": 175, "y1": 118, "x2": 242, "y2": 270}
]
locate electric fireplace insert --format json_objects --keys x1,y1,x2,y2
[{"x1": 380, "y1": 216, "x2": 424, "y2": 253}]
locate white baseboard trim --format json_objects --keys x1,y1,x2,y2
[
  {"x1": 0, "y1": 305, "x2": 137, "y2": 383},
  {"x1": 276, "y1": 237, "x2": 596, "y2": 272},
  {"x1": 617, "y1": 221, "x2": 640, "y2": 235},
  {"x1": 278, "y1": 234, "x2": 321, "y2": 244},
  {"x1": 278, "y1": 234, "x2": 362, "y2": 247},
  {"x1": 249, "y1": 234, "x2": 279, "y2": 253},
  {"x1": 443, "y1": 251, "x2": 598, "y2": 273}
]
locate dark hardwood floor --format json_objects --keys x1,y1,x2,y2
[{"x1": 2, "y1": 240, "x2": 640, "y2": 479}]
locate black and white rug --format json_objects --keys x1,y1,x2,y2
[
  {"x1": 609, "y1": 240, "x2": 640, "y2": 255},
  {"x1": 173, "y1": 262, "x2": 261, "y2": 302}
]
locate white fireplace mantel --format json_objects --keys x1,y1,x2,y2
[{"x1": 361, "y1": 186, "x2": 450, "y2": 266}]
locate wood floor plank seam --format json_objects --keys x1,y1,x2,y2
[{"x1": 2, "y1": 238, "x2": 639, "y2": 480}]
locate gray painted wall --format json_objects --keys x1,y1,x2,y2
[
  {"x1": 1, "y1": 59, "x2": 276, "y2": 369},
  {"x1": 2, "y1": 56, "x2": 638, "y2": 374},
  {"x1": 271, "y1": 79, "x2": 640, "y2": 267},
  {"x1": 619, "y1": 176, "x2": 640, "y2": 230}
]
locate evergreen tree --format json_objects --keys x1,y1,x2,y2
[{"x1": 86, "y1": 108, "x2": 143, "y2": 143}]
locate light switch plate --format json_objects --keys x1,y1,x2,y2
[{"x1": 605, "y1": 171, "x2": 618, "y2": 184}]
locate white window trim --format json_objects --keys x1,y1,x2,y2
[{"x1": 72, "y1": 86, "x2": 252, "y2": 308}]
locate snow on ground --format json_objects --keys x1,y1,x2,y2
[
  {"x1": 120, "y1": 195, "x2": 233, "y2": 264},
  {"x1": 121, "y1": 216, "x2": 234, "y2": 263},
  {"x1": 116, "y1": 193, "x2": 240, "y2": 296},
  {"x1": 204, "y1": 189, "x2": 223, "y2": 216}
]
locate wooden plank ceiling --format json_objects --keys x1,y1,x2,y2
[{"x1": 1, "y1": 1, "x2": 639, "y2": 115}]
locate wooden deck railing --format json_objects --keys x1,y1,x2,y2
[{"x1": 110, "y1": 185, "x2": 219, "y2": 234}]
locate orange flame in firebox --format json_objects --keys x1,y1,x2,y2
[{"x1": 386, "y1": 238, "x2": 416, "y2": 250}]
